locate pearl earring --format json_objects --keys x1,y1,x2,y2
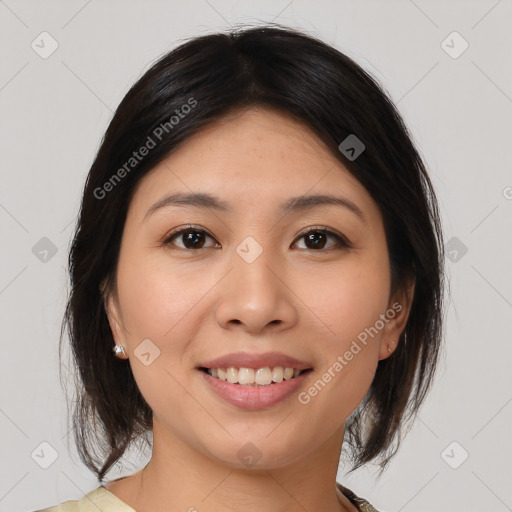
[{"x1": 113, "y1": 344, "x2": 128, "y2": 359}]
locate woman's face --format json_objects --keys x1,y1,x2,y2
[{"x1": 106, "y1": 107, "x2": 409, "y2": 469}]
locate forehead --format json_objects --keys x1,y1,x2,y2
[{"x1": 128, "y1": 107, "x2": 379, "y2": 221}]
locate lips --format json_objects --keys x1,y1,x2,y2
[
  {"x1": 196, "y1": 352, "x2": 314, "y2": 409},
  {"x1": 200, "y1": 367, "x2": 312, "y2": 409},
  {"x1": 197, "y1": 350, "x2": 313, "y2": 371}
]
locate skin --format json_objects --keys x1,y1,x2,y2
[{"x1": 104, "y1": 106, "x2": 413, "y2": 512}]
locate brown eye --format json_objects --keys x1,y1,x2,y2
[
  {"x1": 304, "y1": 231, "x2": 328, "y2": 249},
  {"x1": 163, "y1": 226, "x2": 220, "y2": 250},
  {"x1": 162, "y1": 225, "x2": 350, "y2": 252},
  {"x1": 293, "y1": 228, "x2": 351, "y2": 251}
]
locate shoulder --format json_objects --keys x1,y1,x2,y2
[
  {"x1": 33, "y1": 486, "x2": 136, "y2": 512},
  {"x1": 336, "y1": 482, "x2": 381, "y2": 512}
]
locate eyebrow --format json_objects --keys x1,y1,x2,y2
[{"x1": 144, "y1": 192, "x2": 365, "y2": 221}]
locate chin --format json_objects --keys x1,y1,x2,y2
[{"x1": 203, "y1": 436, "x2": 309, "y2": 471}]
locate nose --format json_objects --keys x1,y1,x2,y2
[{"x1": 215, "y1": 249, "x2": 299, "y2": 334}]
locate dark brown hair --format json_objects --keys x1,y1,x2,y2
[{"x1": 60, "y1": 23, "x2": 444, "y2": 482}]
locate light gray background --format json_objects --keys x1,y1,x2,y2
[{"x1": 1, "y1": 1, "x2": 511, "y2": 511}]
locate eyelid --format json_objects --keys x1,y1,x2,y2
[
  {"x1": 162, "y1": 224, "x2": 218, "y2": 246},
  {"x1": 293, "y1": 225, "x2": 352, "y2": 249}
]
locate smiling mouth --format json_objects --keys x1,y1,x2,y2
[{"x1": 199, "y1": 366, "x2": 313, "y2": 387}]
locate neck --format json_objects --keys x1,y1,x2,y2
[{"x1": 108, "y1": 418, "x2": 357, "y2": 512}]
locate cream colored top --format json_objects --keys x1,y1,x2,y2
[
  {"x1": 35, "y1": 483, "x2": 379, "y2": 511},
  {"x1": 35, "y1": 487, "x2": 136, "y2": 512}
]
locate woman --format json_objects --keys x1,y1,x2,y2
[{"x1": 36, "y1": 24, "x2": 444, "y2": 512}]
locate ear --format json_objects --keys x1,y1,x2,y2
[
  {"x1": 378, "y1": 278, "x2": 415, "y2": 361},
  {"x1": 101, "y1": 278, "x2": 127, "y2": 348}
]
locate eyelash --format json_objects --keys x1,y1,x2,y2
[{"x1": 162, "y1": 225, "x2": 352, "y2": 252}]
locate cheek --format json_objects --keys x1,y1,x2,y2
[
  {"x1": 116, "y1": 254, "x2": 211, "y2": 340},
  {"x1": 114, "y1": 256, "x2": 208, "y2": 414},
  {"x1": 305, "y1": 255, "x2": 390, "y2": 416},
  {"x1": 304, "y1": 255, "x2": 391, "y2": 347}
]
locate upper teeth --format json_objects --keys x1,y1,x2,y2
[{"x1": 207, "y1": 366, "x2": 303, "y2": 386}]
